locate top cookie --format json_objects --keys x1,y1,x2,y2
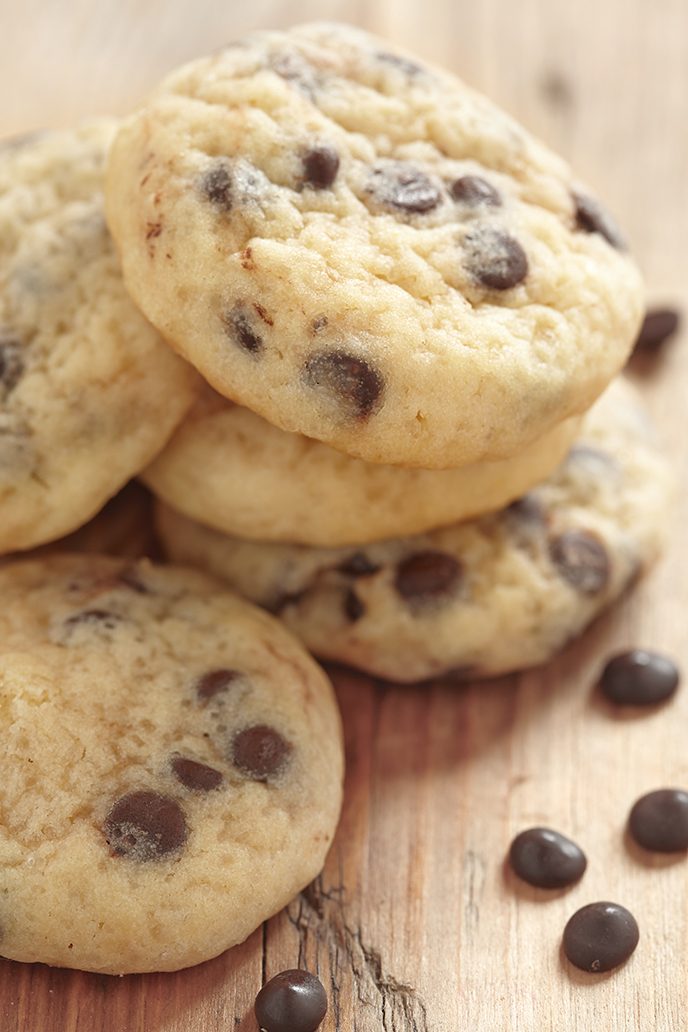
[
  {"x1": 0, "y1": 122, "x2": 198, "y2": 553},
  {"x1": 106, "y1": 22, "x2": 643, "y2": 468}
]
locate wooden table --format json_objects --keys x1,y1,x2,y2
[{"x1": 1, "y1": 1, "x2": 687, "y2": 1029}]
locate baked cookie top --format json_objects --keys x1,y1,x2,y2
[
  {"x1": 107, "y1": 22, "x2": 643, "y2": 468},
  {"x1": 0, "y1": 121, "x2": 197, "y2": 553},
  {"x1": 0, "y1": 555, "x2": 343, "y2": 973}
]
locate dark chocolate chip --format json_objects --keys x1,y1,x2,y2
[
  {"x1": 394, "y1": 551, "x2": 461, "y2": 602},
  {"x1": 303, "y1": 351, "x2": 383, "y2": 419},
  {"x1": 508, "y1": 827, "x2": 587, "y2": 889},
  {"x1": 450, "y1": 175, "x2": 501, "y2": 207},
  {"x1": 563, "y1": 902, "x2": 639, "y2": 973},
  {"x1": 222, "y1": 304, "x2": 264, "y2": 356},
  {"x1": 0, "y1": 335, "x2": 24, "y2": 394},
  {"x1": 195, "y1": 669, "x2": 240, "y2": 701},
  {"x1": 573, "y1": 192, "x2": 625, "y2": 249},
  {"x1": 201, "y1": 161, "x2": 233, "y2": 210},
  {"x1": 171, "y1": 756, "x2": 224, "y2": 792},
  {"x1": 367, "y1": 162, "x2": 441, "y2": 213},
  {"x1": 302, "y1": 145, "x2": 340, "y2": 189},
  {"x1": 344, "y1": 588, "x2": 365, "y2": 622},
  {"x1": 549, "y1": 530, "x2": 610, "y2": 595},
  {"x1": 633, "y1": 308, "x2": 681, "y2": 356},
  {"x1": 103, "y1": 791, "x2": 188, "y2": 861},
  {"x1": 64, "y1": 609, "x2": 122, "y2": 630},
  {"x1": 464, "y1": 227, "x2": 529, "y2": 290},
  {"x1": 338, "y1": 552, "x2": 380, "y2": 577},
  {"x1": 598, "y1": 650, "x2": 679, "y2": 706},
  {"x1": 255, "y1": 969, "x2": 328, "y2": 1032},
  {"x1": 628, "y1": 789, "x2": 688, "y2": 852},
  {"x1": 505, "y1": 493, "x2": 547, "y2": 526},
  {"x1": 231, "y1": 725, "x2": 292, "y2": 781}
]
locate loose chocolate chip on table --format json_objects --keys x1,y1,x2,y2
[
  {"x1": 508, "y1": 827, "x2": 587, "y2": 889},
  {"x1": 103, "y1": 791, "x2": 188, "y2": 861},
  {"x1": 464, "y1": 227, "x2": 528, "y2": 290},
  {"x1": 450, "y1": 175, "x2": 501, "y2": 206},
  {"x1": 302, "y1": 145, "x2": 340, "y2": 189},
  {"x1": 563, "y1": 902, "x2": 639, "y2": 973},
  {"x1": 598, "y1": 649, "x2": 680, "y2": 706},
  {"x1": 367, "y1": 162, "x2": 441, "y2": 213},
  {"x1": 200, "y1": 160, "x2": 233, "y2": 209},
  {"x1": 573, "y1": 192, "x2": 625, "y2": 249},
  {"x1": 171, "y1": 756, "x2": 224, "y2": 792},
  {"x1": 195, "y1": 668, "x2": 240, "y2": 701},
  {"x1": 549, "y1": 530, "x2": 610, "y2": 595},
  {"x1": 255, "y1": 969, "x2": 328, "y2": 1032},
  {"x1": 344, "y1": 588, "x2": 365, "y2": 622},
  {"x1": 628, "y1": 789, "x2": 688, "y2": 852},
  {"x1": 303, "y1": 351, "x2": 383, "y2": 419},
  {"x1": 632, "y1": 308, "x2": 681, "y2": 355},
  {"x1": 394, "y1": 551, "x2": 461, "y2": 602},
  {"x1": 0, "y1": 336, "x2": 24, "y2": 393},
  {"x1": 231, "y1": 725, "x2": 292, "y2": 781},
  {"x1": 338, "y1": 552, "x2": 380, "y2": 577},
  {"x1": 64, "y1": 609, "x2": 122, "y2": 630},
  {"x1": 222, "y1": 304, "x2": 264, "y2": 355}
]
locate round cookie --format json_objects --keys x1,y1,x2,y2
[
  {"x1": 157, "y1": 379, "x2": 674, "y2": 683},
  {"x1": 0, "y1": 121, "x2": 198, "y2": 554},
  {"x1": 141, "y1": 385, "x2": 580, "y2": 546},
  {"x1": 0, "y1": 555, "x2": 343, "y2": 973},
  {"x1": 106, "y1": 22, "x2": 643, "y2": 469}
]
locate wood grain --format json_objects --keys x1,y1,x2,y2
[{"x1": 1, "y1": 1, "x2": 687, "y2": 1029}]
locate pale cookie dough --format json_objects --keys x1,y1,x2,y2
[
  {"x1": 142, "y1": 385, "x2": 580, "y2": 546},
  {"x1": 157, "y1": 379, "x2": 674, "y2": 682},
  {"x1": 106, "y1": 22, "x2": 643, "y2": 469},
  {"x1": 0, "y1": 555, "x2": 343, "y2": 973},
  {"x1": 0, "y1": 122, "x2": 198, "y2": 553}
]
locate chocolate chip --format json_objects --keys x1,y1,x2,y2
[
  {"x1": 505, "y1": 493, "x2": 547, "y2": 526},
  {"x1": 231, "y1": 725, "x2": 292, "y2": 781},
  {"x1": 171, "y1": 756, "x2": 224, "y2": 792},
  {"x1": 573, "y1": 192, "x2": 625, "y2": 249},
  {"x1": 222, "y1": 304, "x2": 264, "y2": 356},
  {"x1": 302, "y1": 145, "x2": 340, "y2": 189},
  {"x1": 563, "y1": 902, "x2": 639, "y2": 973},
  {"x1": 0, "y1": 335, "x2": 24, "y2": 394},
  {"x1": 255, "y1": 969, "x2": 328, "y2": 1032},
  {"x1": 598, "y1": 650, "x2": 680, "y2": 706},
  {"x1": 195, "y1": 669, "x2": 240, "y2": 701},
  {"x1": 633, "y1": 308, "x2": 681, "y2": 356},
  {"x1": 338, "y1": 552, "x2": 380, "y2": 577},
  {"x1": 103, "y1": 791, "x2": 188, "y2": 861},
  {"x1": 64, "y1": 609, "x2": 122, "y2": 630},
  {"x1": 376, "y1": 51, "x2": 425, "y2": 76},
  {"x1": 303, "y1": 351, "x2": 383, "y2": 419},
  {"x1": 394, "y1": 551, "x2": 461, "y2": 602},
  {"x1": 450, "y1": 175, "x2": 501, "y2": 207},
  {"x1": 464, "y1": 227, "x2": 529, "y2": 289},
  {"x1": 508, "y1": 827, "x2": 587, "y2": 889},
  {"x1": 367, "y1": 162, "x2": 441, "y2": 213},
  {"x1": 201, "y1": 161, "x2": 233, "y2": 209},
  {"x1": 628, "y1": 789, "x2": 688, "y2": 852},
  {"x1": 344, "y1": 588, "x2": 365, "y2": 622},
  {"x1": 549, "y1": 530, "x2": 610, "y2": 595}
]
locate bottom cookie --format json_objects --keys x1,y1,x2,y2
[{"x1": 157, "y1": 379, "x2": 674, "y2": 683}]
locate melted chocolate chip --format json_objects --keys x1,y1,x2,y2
[
  {"x1": 171, "y1": 756, "x2": 224, "y2": 792},
  {"x1": 464, "y1": 227, "x2": 529, "y2": 289},
  {"x1": 255, "y1": 969, "x2": 328, "y2": 1032},
  {"x1": 563, "y1": 902, "x2": 639, "y2": 973},
  {"x1": 344, "y1": 588, "x2": 365, "y2": 622},
  {"x1": 222, "y1": 304, "x2": 264, "y2": 356},
  {"x1": 549, "y1": 530, "x2": 610, "y2": 595},
  {"x1": 201, "y1": 161, "x2": 233, "y2": 209},
  {"x1": 0, "y1": 336, "x2": 24, "y2": 394},
  {"x1": 598, "y1": 650, "x2": 680, "y2": 706},
  {"x1": 64, "y1": 609, "x2": 122, "y2": 630},
  {"x1": 628, "y1": 789, "x2": 688, "y2": 852},
  {"x1": 303, "y1": 351, "x2": 383, "y2": 419},
  {"x1": 450, "y1": 175, "x2": 501, "y2": 207},
  {"x1": 508, "y1": 827, "x2": 587, "y2": 889},
  {"x1": 367, "y1": 162, "x2": 441, "y2": 213},
  {"x1": 394, "y1": 551, "x2": 461, "y2": 602},
  {"x1": 302, "y1": 145, "x2": 340, "y2": 189},
  {"x1": 103, "y1": 791, "x2": 188, "y2": 861},
  {"x1": 633, "y1": 308, "x2": 681, "y2": 356},
  {"x1": 231, "y1": 725, "x2": 292, "y2": 781},
  {"x1": 195, "y1": 668, "x2": 240, "y2": 701},
  {"x1": 338, "y1": 552, "x2": 380, "y2": 577},
  {"x1": 573, "y1": 192, "x2": 625, "y2": 249}
]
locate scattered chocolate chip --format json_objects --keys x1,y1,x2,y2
[
  {"x1": 303, "y1": 351, "x2": 383, "y2": 419},
  {"x1": 64, "y1": 609, "x2": 122, "y2": 630},
  {"x1": 598, "y1": 650, "x2": 679, "y2": 706},
  {"x1": 195, "y1": 669, "x2": 240, "y2": 701},
  {"x1": 222, "y1": 304, "x2": 264, "y2": 356},
  {"x1": 302, "y1": 145, "x2": 340, "y2": 189},
  {"x1": 628, "y1": 789, "x2": 688, "y2": 852},
  {"x1": 231, "y1": 725, "x2": 292, "y2": 781},
  {"x1": 255, "y1": 969, "x2": 328, "y2": 1032},
  {"x1": 344, "y1": 588, "x2": 365, "y2": 622},
  {"x1": 632, "y1": 308, "x2": 681, "y2": 356},
  {"x1": 201, "y1": 160, "x2": 233, "y2": 209},
  {"x1": 508, "y1": 827, "x2": 587, "y2": 889},
  {"x1": 367, "y1": 162, "x2": 441, "y2": 213},
  {"x1": 464, "y1": 227, "x2": 529, "y2": 290},
  {"x1": 0, "y1": 335, "x2": 24, "y2": 394},
  {"x1": 171, "y1": 756, "x2": 224, "y2": 792},
  {"x1": 573, "y1": 192, "x2": 625, "y2": 249},
  {"x1": 338, "y1": 552, "x2": 380, "y2": 577},
  {"x1": 450, "y1": 175, "x2": 501, "y2": 206},
  {"x1": 103, "y1": 791, "x2": 188, "y2": 861},
  {"x1": 505, "y1": 493, "x2": 547, "y2": 526},
  {"x1": 394, "y1": 551, "x2": 461, "y2": 603},
  {"x1": 563, "y1": 902, "x2": 639, "y2": 973},
  {"x1": 549, "y1": 530, "x2": 610, "y2": 595}
]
